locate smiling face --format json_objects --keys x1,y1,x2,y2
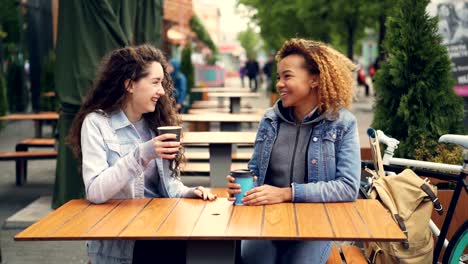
[
  {"x1": 124, "y1": 61, "x2": 165, "y2": 122},
  {"x1": 276, "y1": 54, "x2": 319, "y2": 117}
]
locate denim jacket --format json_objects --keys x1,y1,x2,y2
[
  {"x1": 81, "y1": 109, "x2": 194, "y2": 264},
  {"x1": 248, "y1": 105, "x2": 361, "y2": 202}
]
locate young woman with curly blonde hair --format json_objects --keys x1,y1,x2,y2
[{"x1": 227, "y1": 38, "x2": 361, "y2": 264}]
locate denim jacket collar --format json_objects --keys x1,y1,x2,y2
[
  {"x1": 265, "y1": 100, "x2": 339, "y2": 125},
  {"x1": 110, "y1": 109, "x2": 133, "y2": 130}
]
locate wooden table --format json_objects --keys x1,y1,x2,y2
[
  {"x1": 183, "y1": 132, "x2": 256, "y2": 187},
  {"x1": 207, "y1": 92, "x2": 261, "y2": 113},
  {"x1": 191, "y1": 87, "x2": 250, "y2": 93},
  {"x1": 187, "y1": 108, "x2": 263, "y2": 115},
  {"x1": 181, "y1": 113, "x2": 262, "y2": 131},
  {"x1": 0, "y1": 112, "x2": 59, "y2": 137},
  {"x1": 15, "y1": 198, "x2": 406, "y2": 264}
]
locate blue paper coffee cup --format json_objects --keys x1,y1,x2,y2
[{"x1": 230, "y1": 169, "x2": 254, "y2": 205}]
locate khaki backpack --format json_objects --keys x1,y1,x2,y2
[{"x1": 364, "y1": 169, "x2": 443, "y2": 263}]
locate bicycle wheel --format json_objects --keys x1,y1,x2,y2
[{"x1": 442, "y1": 220, "x2": 468, "y2": 264}]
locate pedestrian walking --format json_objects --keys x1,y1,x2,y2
[{"x1": 246, "y1": 55, "x2": 260, "y2": 92}]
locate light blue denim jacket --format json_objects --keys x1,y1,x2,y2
[
  {"x1": 248, "y1": 105, "x2": 361, "y2": 202},
  {"x1": 243, "y1": 104, "x2": 361, "y2": 264},
  {"x1": 81, "y1": 109, "x2": 195, "y2": 264}
]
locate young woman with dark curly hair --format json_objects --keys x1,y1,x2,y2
[{"x1": 68, "y1": 44, "x2": 215, "y2": 264}]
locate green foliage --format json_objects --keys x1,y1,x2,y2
[
  {"x1": 237, "y1": 26, "x2": 261, "y2": 57},
  {"x1": 0, "y1": 0, "x2": 21, "y2": 44},
  {"x1": 6, "y1": 58, "x2": 27, "y2": 112},
  {"x1": 413, "y1": 137, "x2": 463, "y2": 165},
  {"x1": 0, "y1": 72, "x2": 8, "y2": 130},
  {"x1": 180, "y1": 44, "x2": 199, "y2": 105},
  {"x1": 205, "y1": 54, "x2": 218, "y2": 65},
  {"x1": 190, "y1": 15, "x2": 218, "y2": 56},
  {"x1": 269, "y1": 62, "x2": 277, "y2": 93},
  {"x1": 239, "y1": 0, "x2": 332, "y2": 50},
  {"x1": 238, "y1": 0, "x2": 392, "y2": 58},
  {"x1": 40, "y1": 50, "x2": 58, "y2": 111},
  {"x1": 329, "y1": 0, "x2": 366, "y2": 58},
  {"x1": 372, "y1": 0, "x2": 464, "y2": 160}
]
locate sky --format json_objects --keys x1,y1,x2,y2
[{"x1": 195, "y1": 0, "x2": 252, "y2": 43}]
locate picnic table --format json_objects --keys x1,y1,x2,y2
[
  {"x1": 15, "y1": 197, "x2": 406, "y2": 264},
  {"x1": 191, "y1": 87, "x2": 250, "y2": 93},
  {"x1": 207, "y1": 92, "x2": 261, "y2": 113},
  {"x1": 183, "y1": 132, "x2": 256, "y2": 187},
  {"x1": 0, "y1": 112, "x2": 59, "y2": 138},
  {"x1": 181, "y1": 113, "x2": 262, "y2": 131}
]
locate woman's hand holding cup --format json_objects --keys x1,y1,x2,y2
[
  {"x1": 153, "y1": 134, "x2": 180, "y2": 159},
  {"x1": 155, "y1": 126, "x2": 181, "y2": 159},
  {"x1": 226, "y1": 170, "x2": 257, "y2": 205}
]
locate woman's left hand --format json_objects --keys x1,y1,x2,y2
[
  {"x1": 193, "y1": 186, "x2": 217, "y2": 201},
  {"x1": 242, "y1": 185, "x2": 292, "y2": 205}
]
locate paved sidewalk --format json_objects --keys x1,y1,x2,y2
[{"x1": 0, "y1": 77, "x2": 374, "y2": 263}]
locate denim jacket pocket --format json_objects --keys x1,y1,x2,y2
[
  {"x1": 255, "y1": 128, "x2": 268, "y2": 143},
  {"x1": 106, "y1": 141, "x2": 122, "y2": 157},
  {"x1": 120, "y1": 142, "x2": 136, "y2": 156},
  {"x1": 322, "y1": 130, "x2": 338, "y2": 159}
]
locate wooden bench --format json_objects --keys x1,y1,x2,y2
[
  {"x1": 0, "y1": 151, "x2": 57, "y2": 185},
  {"x1": 326, "y1": 244, "x2": 368, "y2": 264},
  {"x1": 0, "y1": 112, "x2": 59, "y2": 137},
  {"x1": 191, "y1": 100, "x2": 252, "y2": 109},
  {"x1": 15, "y1": 138, "x2": 56, "y2": 151},
  {"x1": 185, "y1": 151, "x2": 252, "y2": 161},
  {"x1": 187, "y1": 108, "x2": 262, "y2": 115},
  {"x1": 181, "y1": 162, "x2": 248, "y2": 174}
]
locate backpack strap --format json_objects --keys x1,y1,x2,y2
[
  {"x1": 394, "y1": 214, "x2": 410, "y2": 249},
  {"x1": 420, "y1": 183, "x2": 443, "y2": 215}
]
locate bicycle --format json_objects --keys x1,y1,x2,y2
[{"x1": 361, "y1": 128, "x2": 467, "y2": 264}]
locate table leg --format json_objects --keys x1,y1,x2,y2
[
  {"x1": 218, "y1": 97, "x2": 225, "y2": 108},
  {"x1": 220, "y1": 122, "x2": 241, "y2": 131},
  {"x1": 34, "y1": 120, "x2": 43, "y2": 138},
  {"x1": 219, "y1": 123, "x2": 240, "y2": 153},
  {"x1": 209, "y1": 144, "x2": 232, "y2": 187},
  {"x1": 230, "y1": 98, "x2": 241, "y2": 113},
  {"x1": 187, "y1": 240, "x2": 236, "y2": 264}
]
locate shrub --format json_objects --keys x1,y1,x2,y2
[{"x1": 371, "y1": 0, "x2": 464, "y2": 160}]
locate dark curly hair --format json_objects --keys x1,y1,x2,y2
[{"x1": 68, "y1": 44, "x2": 184, "y2": 176}]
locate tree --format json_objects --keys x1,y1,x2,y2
[
  {"x1": 190, "y1": 15, "x2": 218, "y2": 64},
  {"x1": 39, "y1": 50, "x2": 57, "y2": 111},
  {"x1": 361, "y1": 0, "x2": 396, "y2": 65},
  {"x1": 331, "y1": 0, "x2": 365, "y2": 59},
  {"x1": 239, "y1": 0, "x2": 379, "y2": 59},
  {"x1": 180, "y1": 44, "x2": 198, "y2": 106},
  {"x1": 239, "y1": 0, "x2": 333, "y2": 50},
  {"x1": 0, "y1": 0, "x2": 22, "y2": 44},
  {"x1": 237, "y1": 26, "x2": 261, "y2": 57},
  {"x1": 372, "y1": 0, "x2": 464, "y2": 161},
  {"x1": 0, "y1": 72, "x2": 8, "y2": 130}
]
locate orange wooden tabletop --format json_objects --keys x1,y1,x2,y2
[
  {"x1": 0, "y1": 112, "x2": 59, "y2": 121},
  {"x1": 15, "y1": 197, "x2": 406, "y2": 242}
]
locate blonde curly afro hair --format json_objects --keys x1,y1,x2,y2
[{"x1": 276, "y1": 38, "x2": 358, "y2": 114}]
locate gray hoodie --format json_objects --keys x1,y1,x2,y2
[{"x1": 265, "y1": 100, "x2": 326, "y2": 187}]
